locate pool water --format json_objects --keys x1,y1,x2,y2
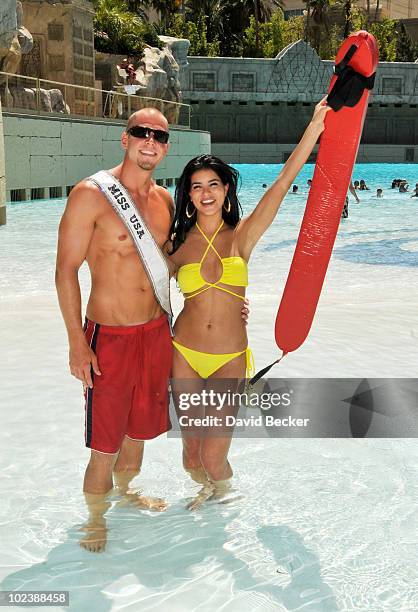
[{"x1": 0, "y1": 163, "x2": 417, "y2": 611}]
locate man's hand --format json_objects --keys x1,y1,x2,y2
[
  {"x1": 241, "y1": 298, "x2": 250, "y2": 326},
  {"x1": 69, "y1": 337, "x2": 101, "y2": 388}
]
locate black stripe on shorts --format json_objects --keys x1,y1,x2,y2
[{"x1": 86, "y1": 323, "x2": 100, "y2": 448}]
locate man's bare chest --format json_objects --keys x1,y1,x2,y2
[{"x1": 94, "y1": 207, "x2": 169, "y2": 252}]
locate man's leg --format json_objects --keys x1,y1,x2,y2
[
  {"x1": 113, "y1": 436, "x2": 166, "y2": 510},
  {"x1": 80, "y1": 450, "x2": 118, "y2": 553},
  {"x1": 113, "y1": 435, "x2": 144, "y2": 492}
]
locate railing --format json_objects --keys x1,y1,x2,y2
[{"x1": 0, "y1": 72, "x2": 190, "y2": 127}]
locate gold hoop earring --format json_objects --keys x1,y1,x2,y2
[
  {"x1": 186, "y1": 201, "x2": 196, "y2": 218},
  {"x1": 223, "y1": 197, "x2": 231, "y2": 213}
]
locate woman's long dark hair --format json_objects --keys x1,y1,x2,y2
[{"x1": 168, "y1": 154, "x2": 242, "y2": 254}]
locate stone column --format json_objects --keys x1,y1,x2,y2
[{"x1": 0, "y1": 99, "x2": 5, "y2": 225}]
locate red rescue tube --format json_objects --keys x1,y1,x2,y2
[{"x1": 275, "y1": 31, "x2": 378, "y2": 356}]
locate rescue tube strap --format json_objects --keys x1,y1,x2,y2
[
  {"x1": 249, "y1": 352, "x2": 287, "y2": 386},
  {"x1": 327, "y1": 44, "x2": 376, "y2": 112}
]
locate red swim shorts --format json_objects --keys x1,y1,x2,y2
[{"x1": 83, "y1": 314, "x2": 172, "y2": 453}]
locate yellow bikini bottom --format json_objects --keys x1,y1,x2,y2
[{"x1": 172, "y1": 340, "x2": 255, "y2": 380}]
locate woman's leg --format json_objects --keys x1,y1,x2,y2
[
  {"x1": 171, "y1": 346, "x2": 206, "y2": 479},
  {"x1": 200, "y1": 353, "x2": 246, "y2": 491}
]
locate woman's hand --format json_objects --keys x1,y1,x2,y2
[{"x1": 310, "y1": 97, "x2": 333, "y2": 134}]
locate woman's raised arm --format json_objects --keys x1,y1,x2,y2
[{"x1": 236, "y1": 98, "x2": 332, "y2": 261}]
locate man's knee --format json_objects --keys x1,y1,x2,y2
[
  {"x1": 114, "y1": 437, "x2": 144, "y2": 471},
  {"x1": 88, "y1": 450, "x2": 118, "y2": 469}
]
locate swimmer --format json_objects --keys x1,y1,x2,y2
[
  {"x1": 262, "y1": 183, "x2": 267, "y2": 188},
  {"x1": 353, "y1": 180, "x2": 360, "y2": 189},
  {"x1": 411, "y1": 183, "x2": 418, "y2": 198},
  {"x1": 359, "y1": 179, "x2": 369, "y2": 191},
  {"x1": 291, "y1": 184, "x2": 298, "y2": 193},
  {"x1": 341, "y1": 180, "x2": 359, "y2": 219},
  {"x1": 376, "y1": 188, "x2": 383, "y2": 197},
  {"x1": 399, "y1": 180, "x2": 409, "y2": 193},
  {"x1": 307, "y1": 179, "x2": 312, "y2": 188}
]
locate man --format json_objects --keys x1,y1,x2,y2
[
  {"x1": 341, "y1": 180, "x2": 360, "y2": 219},
  {"x1": 56, "y1": 108, "x2": 174, "y2": 552},
  {"x1": 120, "y1": 55, "x2": 136, "y2": 85},
  {"x1": 399, "y1": 180, "x2": 409, "y2": 193},
  {"x1": 56, "y1": 107, "x2": 248, "y2": 552}
]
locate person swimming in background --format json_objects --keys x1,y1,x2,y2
[
  {"x1": 307, "y1": 179, "x2": 312, "y2": 188},
  {"x1": 262, "y1": 183, "x2": 267, "y2": 188},
  {"x1": 341, "y1": 180, "x2": 360, "y2": 218},
  {"x1": 359, "y1": 179, "x2": 369, "y2": 191},
  {"x1": 411, "y1": 183, "x2": 418, "y2": 198},
  {"x1": 353, "y1": 180, "x2": 360, "y2": 189},
  {"x1": 291, "y1": 185, "x2": 299, "y2": 193},
  {"x1": 392, "y1": 178, "x2": 405, "y2": 189},
  {"x1": 376, "y1": 188, "x2": 383, "y2": 198},
  {"x1": 165, "y1": 98, "x2": 331, "y2": 509},
  {"x1": 399, "y1": 180, "x2": 409, "y2": 193}
]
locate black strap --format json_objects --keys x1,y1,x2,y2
[
  {"x1": 249, "y1": 352, "x2": 287, "y2": 386},
  {"x1": 327, "y1": 44, "x2": 376, "y2": 112}
]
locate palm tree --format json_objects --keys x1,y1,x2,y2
[
  {"x1": 226, "y1": 0, "x2": 285, "y2": 55},
  {"x1": 125, "y1": 0, "x2": 148, "y2": 20},
  {"x1": 185, "y1": 0, "x2": 224, "y2": 43},
  {"x1": 342, "y1": 0, "x2": 352, "y2": 38},
  {"x1": 146, "y1": 0, "x2": 182, "y2": 29},
  {"x1": 254, "y1": 0, "x2": 260, "y2": 56},
  {"x1": 303, "y1": 0, "x2": 333, "y2": 52},
  {"x1": 92, "y1": 0, "x2": 144, "y2": 53}
]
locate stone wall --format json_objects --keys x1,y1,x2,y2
[
  {"x1": 211, "y1": 142, "x2": 418, "y2": 164},
  {"x1": 20, "y1": 0, "x2": 95, "y2": 115},
  {"x1": 3, "y1": 113, "x2": 210, "y2": 201}
]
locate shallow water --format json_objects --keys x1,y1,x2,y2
[{"x1": 0, "y1": 163, "x2": 417, "y2": 611}]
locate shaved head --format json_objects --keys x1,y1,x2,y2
[{"x1": 126, "y1": 107, "x2": 169, "y2": 131}]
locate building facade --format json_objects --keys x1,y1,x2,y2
[
  {"x1": 279, "y1": 1, "x2": 418, "y2": 19},
  {"x1": 181, "y1": 41, "x2": 418, "y2": 163},
  {"x1": 20, "y1": 0, "x2": 96, "y2": 115}
]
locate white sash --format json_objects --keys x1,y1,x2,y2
[{"x1": 88, "y1": 170, "x2": 173, "y2": 330}]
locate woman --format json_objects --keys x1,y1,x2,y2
[{"x1": 167, "y1": 99, "x2": 331, "y2": 509}]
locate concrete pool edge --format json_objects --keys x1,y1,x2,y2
[{"x1": 0, "y1": 100, "x2": 6, "y2": 226}]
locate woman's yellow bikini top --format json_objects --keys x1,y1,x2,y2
[{"x1": 177, "y1": 220, "x2": 248, "y2": 301}]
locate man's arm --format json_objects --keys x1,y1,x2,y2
[
  {"x1": 55, "y1": 182, "x2": 101, "y2": 388},
  {"x1": 349, "y1": 181, "x2": 360, "y2": 203}
]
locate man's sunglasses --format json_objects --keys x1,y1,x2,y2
[{"x1": 127, "y1": 125, "x2": 169, "y2": 144}]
